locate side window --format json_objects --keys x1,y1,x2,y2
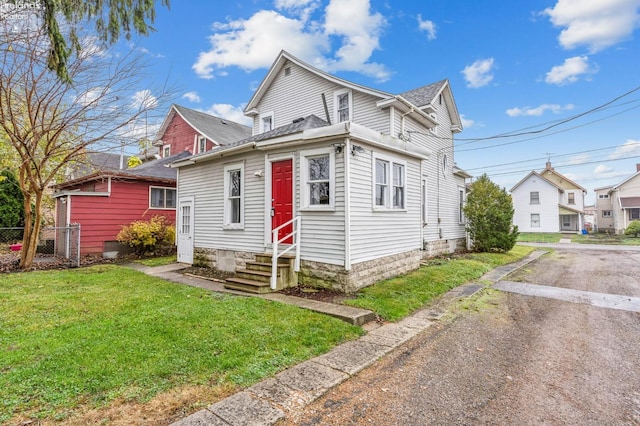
[
  {"x1": 531, "y1": 213, "x2": 540, "y2": 227},
  {"x1": 602, "y1": 210, "x2": 612, "y2": 218},
  {"x1": 568, "y1": 192, "x2": 575, "y2": 205},
  {"x1": 334, "y1": 89, "x2": 352, "y2": 123},
  {"x1": 198, "y1": 136, "x2": 206, "y2": 154},
  {"x1": 223, "y1": 163, "x2": 244, "y2": 228},
  {"x1": 373, "y1": 154, "x2": 406, "y2": 210},
  {"x1": 301, "y1": 148, "x2": 335, "y2": 210},
  {"x1": 530, "y1": 191, "x2": 540, "y2": 204},
  {"x1": 162, "y1": 145, "x2": 171, "y2": 158},
  {"x1": 260, "y1": 112, "x2": 274, "y2": 133},
  {"x1": 150, "y1": 187, "x2": 176, "y2": 209}
]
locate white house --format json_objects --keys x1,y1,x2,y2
[
  {"x1": 171, "y1": 51, "x2": 470, "y2": 293},
  {"x1": 594, "y1": 164, "x2": 640, "y2": 234},
  {"x1": 511, "y1": 162, "x2": 586, "y2": 233}
]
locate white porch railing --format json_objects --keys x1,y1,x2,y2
[{"x1": 271, "y1": 216, "x2": 301, "y2": 290}]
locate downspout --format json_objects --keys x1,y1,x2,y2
[{"x1": 344, "y1": 137, "x2": 351, "y2": 271}]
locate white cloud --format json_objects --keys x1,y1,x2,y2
[
  {"x1": 460, "y1": 114, "x2": 475, "y2": 128},
  {"x1": 594, "y1": 164, "x2": 613, "y2": 175},
  {"x1": 567, "y1": 153, "x2": 590, "y2": 165},
  {"x1": 203, "y1": 104, "x2": 253, "y2": 126},
  {"x1": 608, "y1": 139, "x2": 640, "y2": 159},
  {"x1": 131, "y1": 89, "x2": 158, "y2": 110},
  {"x1": 506, "y1": 103, "x2": 574, "y2": 117},
  {"x1": 182, "y1": 91, "x2": 201, "y2": 103},
  {"x1": 75, "y1": 87, "x2": 105, "y2": 106},
  {"x1": 193, "y1": 0, "x2": 390, "y2": 82},
  {"x1": 275, "y1": 0, "x2": 320, "y2": 21},
  {"x1": 545, "y1": 56, "x2": 595, "y2": 85},
  {"x1": 461, "y1": 58, "x2": 495, "y2": 88},
  {"x1": 417, "y1": 14, "x2": 436, "y2": 40},
  {"x1": 543, "y1": 0, "x2": 640, "y2": 52}
]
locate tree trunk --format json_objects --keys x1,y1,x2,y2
[{"x1": 19, "y1": 191, "x2": 43, "y2": 270}]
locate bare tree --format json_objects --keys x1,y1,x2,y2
[{"x1": 0, "y1": 23, "x2": 173, "y2": 269}]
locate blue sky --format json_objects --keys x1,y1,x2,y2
[{"x1": 127, "y1": 0, "x2": 640, "y2": 204}]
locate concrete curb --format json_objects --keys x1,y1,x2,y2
[{"x1": 165, "y1": 249, "x2": 548, "y2": 425}]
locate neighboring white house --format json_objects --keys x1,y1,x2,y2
[
  {"x1": 594, "y1": 164, "x2": 640, "y2": 234},
  {"x1": 511, "y1": 162, "x2": 586, "y2": 233},
  {"x1": 171, "y1": 50, "x2": 470, "y2": 292}
]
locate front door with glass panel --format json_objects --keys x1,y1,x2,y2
[{"x1": 177, "y1": 197, "x2": 194, "y2": 264}]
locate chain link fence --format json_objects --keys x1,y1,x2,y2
[{"x1": 0, "y1": 224, "x2": 81, "y2": 269}]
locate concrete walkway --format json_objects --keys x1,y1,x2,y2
[{"x1": 126, "y1": 249, "x2": 547, "y2": 426}]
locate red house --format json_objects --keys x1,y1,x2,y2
[{"x1": 53, "y1": 105, "x2": 251, "y2": 256}]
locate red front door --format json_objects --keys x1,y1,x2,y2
[{"x1": 271, "y1": 159, "x2": 293, "y2": 243}]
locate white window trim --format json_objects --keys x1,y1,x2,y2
[
  {"x1": 223, "y1": 162, "x2": 245, "y2": 229},
  {"x1": 372, "y1": 153, "x2": 407, "y2": 211},
  {"x1": 197, "y1": 135, "x2": 206, "y2": 154},
  {"x1": 162, "y1": 144, "x2": 171, "y2": 158},
  {"x1": 602, "y1": 210, "x2": 612, "y2": 217},
  {"x1": 333, "y1": 88, "x2": 352, "y2": 123},
  {"x1": 458, "y1": 186, "x2": 465, "y2": 224},
  {"x1": 300, "y1": 147, "x2": 335, "y2": 211},
  {"x1": 428, "y1": 112, "x2": 438, "y2": 134},
  {"x1": 259, "y1": 111, "x2": 274, "y2": 134},
  {"x1": 531, "y1": 213, "x2": 540, "y2": 228},
  {"x1": 149, "y1": 186, "x2": 177, "y2": 209},
  {"x1": 530, "y1": 191, "x2": 540, "y2": 204}
]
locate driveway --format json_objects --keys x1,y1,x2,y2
[{"x1": 280, "y1": 246, "x2": 640, "y2": 425}]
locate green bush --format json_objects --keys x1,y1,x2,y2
[
  {"x1": 463, "y1": 174, "x2": 519, "y2": 252},
  {"x1": 116, "y1": 216, "x2": 175, "y2": 254},
  {"x1": 624, "y1": 221, "x2": 640, "y2": 237},
  {"x1": 0, "y1": 169, "x2": 25, "y2": 242}
]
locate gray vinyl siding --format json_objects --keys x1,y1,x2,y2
[
  {"x1": 291, "y1": 140, "x2": 346, "y2": 266},
  {"x1": 178, "y1": 151, "x2": 266, "y2": 253},
  {"x1": 178, "y1": 140, "x2": 348, "y2": 266},
  {"x1": 348, "y1": 144, "x2": 422, "y2": 264},
  {"x1": 397, "y1": 100, "x2": 467, "y2": 244},
  {"x1": 252, "y1": 61, "x2": 389, "y2": 134}
]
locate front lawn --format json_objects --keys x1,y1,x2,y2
[
  {"x1": 0, "y1": 265, "x2": 362, "y2": 424},
  {"x1": 517, "y1": 233, "x2": 563, "y2": 243},
  {"x1": 345, "y1": 245, "x2": 536, "y2": 321}
]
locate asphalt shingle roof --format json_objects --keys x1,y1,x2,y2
[
  {"x1": 398, "y1": 79, "x2": 448, "y2": 108},
  {"x1": 173, "y1": 104, "x2": 252, "y2": 146}
]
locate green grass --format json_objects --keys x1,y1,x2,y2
[
  {"x1": 517, "y1": 233, "x2": 563, "y2": 243},
  {"x1": 0, "y1": 265, "x2": 362, "y2": 423},
  {"x1": 344, "y1": 245, "x2": 536, "y2": 321},
  {"x1": 132, "y1": 254, "x2": 178, "y2": 266}
]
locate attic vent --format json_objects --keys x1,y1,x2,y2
[
  {"x1": 284, "y1": 67, "x2": 291, "y2": 76},
  {"x1": 292, "y1": 117, "x2": 305, "y2": 123},
  {"x1": 221, "y1": 120, "x2": 227, "y2": 125}
]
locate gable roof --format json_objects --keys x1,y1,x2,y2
[
  {"x1": 55, "y1": 151, "x2": 192, "y2": 189},
  {"x1": 153, "y1": 104, "x2": 251, "y2": 147},
  {"x1": 64, "y1": 151, "x2": 129, "y2": 180},
  {"x1": 540, "y1": 162, "x2": 587, "y2": 193},
  {"x1": 244, "y1": 50, "x2": 392, "y2": 114},
  {"x1": 244, "y1": 50, "x2": 449, "y2": 129},
  {"x1": 612, "y1": 169, "x2": 640, "y2": 190},
  {"x1": 398, "y1": 79, "x2": 462, "y2": 131},
  {"x1": 510, "y1": 170, "x2": 564, "y2": 193}
]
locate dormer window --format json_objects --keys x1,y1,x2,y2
[
  {"x1": 334, "y1": 89, "x2": 352, "y2": 123},
  {"x1": 260, "y1": 111, "x2": 274, "y2": 133}
]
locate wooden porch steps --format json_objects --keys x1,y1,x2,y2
[{"x1": 224, "y1": 253, "x2": 298, "y2": 294}]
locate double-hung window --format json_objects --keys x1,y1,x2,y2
[
  {"x1": 198, "y1": 136, "x2": 206, "y2": 154},
  {"x1": 301, "y1": 148, "x2": 335, "y2": 209},
  {"x1": 630, "y1": 208, "x2": 640, "y2": 220},
  {"x1": 530, "y1": 191, "x2": 540, "y2": 204},
  {"x1": 531, "y1": 213, "x2": 540, "y2": 227},
  {"x1": 150, "y1": 187, "x2": 176, "y2": 209},
  {"x1": 260, "y1": 112, "x2": 274, "y2": 133},
  {"x1": 568, "y1": 192, "x2": 575, "y2": 204},
  {"x1": 223, "y1": 163, "x2": 244, "y2": 228},
  {"x1": 334, "y1": 89, "x2": 352, "y2": 123},
  {"x1": 374, "y1": 154, "x2": 406, "y2": 210}
]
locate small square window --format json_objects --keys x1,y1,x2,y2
[
  {"x1": 602, "y1": 210, "x2": 612, "y2": 217},
  {"x1": 301, "y1": 148, "x2": 335, "y2": 210}
]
